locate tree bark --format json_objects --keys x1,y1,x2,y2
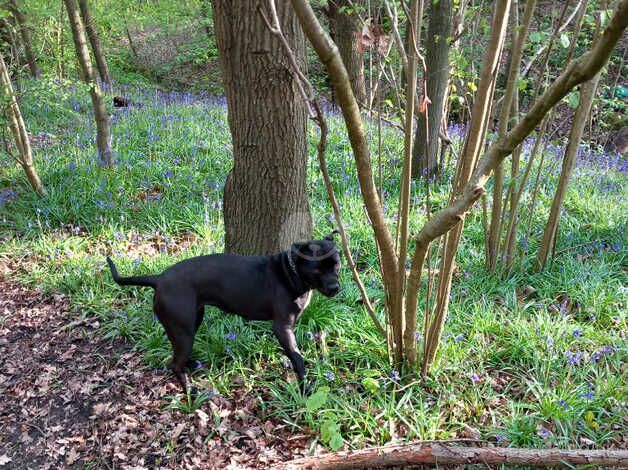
[
  {"x1": 396, "y1": 0, "x2": 421, "y2": 365},
  {"x1": 211, "y1": 0, "x2": 311, "y2": 255},
  {"x1": 486, "y1": 0, "x2": 536, "y2": 271},
  {"x1": 328, "y1": 0, "x2": 366, "y2": 106},
  {"x1": 537, "y1": 72, "x2": 601, "y2": 270},
  {"x1": 273, "y1": 443, "x2": 628, "y2": 469},
  {"x1": 7, "y1": 0, "x2": 40, "y2": 78},
  {"x1": 412, "y1": 0, "x2": 452, "y2": 179},
  {"x1": 419, "y1": 0, "x2": 512, "y2": 372},
  {"x1": 64, "y1": 0, "x2": 113, "y2": 166},
  {"x1": 0, "y1": 53, "x2": 46, "y2": 197},
  {"x1": 78, "y1": 0, "x2": 111, "y2": 85}
]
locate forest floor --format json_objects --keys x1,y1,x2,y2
[{"x1": 0, "y1": 262, "x2": 311, "y2": 470}]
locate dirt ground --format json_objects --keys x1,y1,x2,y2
[{"x1": 0, "y1": 268, "x2": 311, "y2": 469}]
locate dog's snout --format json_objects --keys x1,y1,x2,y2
[{"x1": 327, "y1": 282, "x2": 340, "y2": 295}]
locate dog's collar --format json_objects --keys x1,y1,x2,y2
[{"x1": 287, "y1": 250, "x2": 299, "y2": 278}]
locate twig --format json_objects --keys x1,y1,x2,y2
[
  {"x1": 25, "y1": 421, "x2": 47, "y2": 438},
  {"x1": 521, "y1": 0, "x2": 584, "y2": 79}
]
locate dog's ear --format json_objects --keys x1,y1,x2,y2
[{"x1": 324, "y1": 229, "x2": 340, "y2": 241}]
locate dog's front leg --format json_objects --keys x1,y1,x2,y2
[{"x1": 272, "y1": 322, "x2": 307, "y2": 391}]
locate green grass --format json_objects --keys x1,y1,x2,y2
[{"x1": 1, "y1": 78, "x2": 626, "y2": 453}]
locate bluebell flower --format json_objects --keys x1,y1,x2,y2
[
  {"x1": 225, "y1": 332, "x2": 236, "y2": 341},
  {"x1": 557, "y1": 400, "x2": 568, "y2": 410},
  {"x1": 565, "y1": 350, "x2": 582, "y2": 366}
]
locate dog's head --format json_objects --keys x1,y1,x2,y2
[{"x1": 291, "y1": 232, "x2": 341, "y2": 297}]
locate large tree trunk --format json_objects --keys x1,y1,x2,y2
[
  {"x1": 7, "y1": 0, "x2": 40, "y2": 78},
  {"x1": 328, "y1": 0, "x2": 366, "y2": 106},
  {"x1": 273, "y1": 443, "x2": 628, "y2": 469},
  {"x1": 211, "y1": 0, "x2": 311, "y2": 255},
  {"x1": 64, "y1": 0, "x2": 113, "y2": 166},
  {"x1": 412, "y1": 0, "x2": 452, "y2": 179},
  {"x1": 0, "y1": 53, "x2": 46, "y2": 197},
  {"x1": 78, "y1": 0, "x2": 111, "y2": 85}
]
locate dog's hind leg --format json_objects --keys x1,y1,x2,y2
[
  {"x1": 154, "y1": 293, "x2": 198, "y2": 393},
  {"x1": 194, "y1": 306, "x2": 205, "y2": 333}
]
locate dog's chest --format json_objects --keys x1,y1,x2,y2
[{"x1": 295, "y1": 291, "x2": 312, "y2": 313}]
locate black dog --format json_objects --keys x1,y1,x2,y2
[{"x1": 106, "y1": 234, "x2": 340, "y2": 393}]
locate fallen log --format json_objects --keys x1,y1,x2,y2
[{"x1": 273, "y1": 443, "x2": 628, "y2": 469}]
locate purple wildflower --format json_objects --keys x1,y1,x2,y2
[
  {"x1": 324, "y1": 371, "x2": 335, "y2": 381},
  {"x1": 390, "y1": 370, "x2": 401, "y2": 382},
  {"x1": 557, "y1": 400, "x2": 568, "y2": 410},
  {"x1": 565, "y1": 350, "x2": 582, "y2": 366},
  {"x1": 225, "y1": 332, "x2": 236, "y2": 341},
  {"x1": 560, "y1": 299, "x2": 568, "y2": 317}
]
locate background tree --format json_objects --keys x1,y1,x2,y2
[
  {"x1": 412, "y1": 0, "x2": 452, "y2": 178},
  {"x1": 0, "y1": 53, "x2": 46, "y2": 196},
  {"x1": 5, "y1": 0, "x2": 40, "y2": 78},
  {"x1": 211, "y1": 0, "x2": 311, "y2": 255},
  {"x1": 64, "y1": 0, "x2": 113, "y2": 166},
  {"x1": 328, "y1": 0, "x2": 367, "y2": 106},
  {"x1": 77, "y1": 0, "x2": 111, "y2": 85}
]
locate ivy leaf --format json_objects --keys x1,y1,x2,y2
[
  {"x1": 529, "y1": 31, "x2": 542, "y2": 43},
  {"x1": 560, "y1": 33, "x2": 570, "y2": 49},
  {"x1": 565, "y1": 91, "x2": 580, "y2": 109},
  {"x1": 361, "y1": 377, "x2": 380, "y2": 394},
  {"x1": 329, "y1": 432, "x2": 344, "y2": 451},
  {"x1": 306, "y1": 387, "x2": 329, "y2": 412},
  {"x1": 321, "y1": 419, "x2": 339, "y2": 442}
]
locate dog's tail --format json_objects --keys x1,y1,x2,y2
[{"x1": 106, "y1": 256, "x2": 159, "y2": 288}]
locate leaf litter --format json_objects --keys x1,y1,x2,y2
[{"x1": 0, "y1": 266, "x2": 310, "y2": 469}]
